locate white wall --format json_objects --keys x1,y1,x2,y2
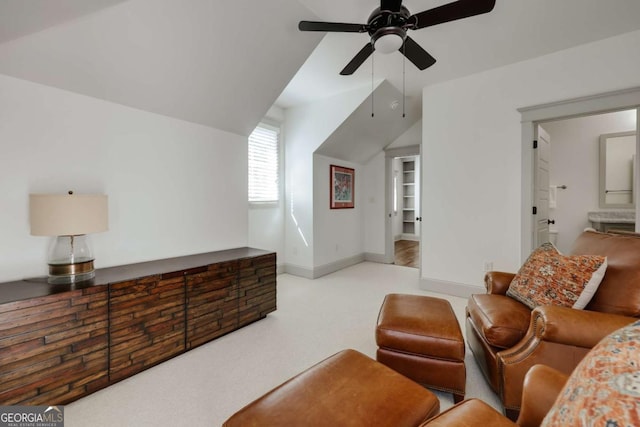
[
  {"x1": 283, "y1": 84, "x2": 376, "y2": 275},
  {"x1": 313, "y1": 155, "x2": 363, "y2": 269},
  {"x1": 421, "y1": 29, "x2": 640, "y2": 293},
  {"x1": 542, "y1": 110, "x2": 636, "y2": 253},
  {"x1": 388, "y1": 120, "x2": 422, "y2": 149},
  {"x1": 362, "y1": 151, "x2": 387, "y2": 258},
  {"x1": 0, "y1": 74, "x2": 248, "y2": 282}
]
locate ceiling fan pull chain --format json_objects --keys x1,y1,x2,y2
[
  {"x1": 402, "y1": 41, "x2": 406, "y2": 118},
  {"x1": 371, "y1": 51, "x2": 375, "y2": 118}
]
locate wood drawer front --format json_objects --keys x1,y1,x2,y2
[
  {"x1": 186, "y1": 261, "x2": 238, "y2": 349},
  {"x1": 0, "y1": 286, "x2": 109, "y2": 405},
  {"x1": 109, "y1": 275, "x2": 185, "y2": 382},
  {"x1": 238, "y1": 253, "x2": 277, "y2": 327},
  {"x1": 0, "y1": 249, "x2": 276, "y2": 405}
]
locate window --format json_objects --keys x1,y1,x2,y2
[{"x1": 248, "y1": 123, "x2": 280, "y2": 203}]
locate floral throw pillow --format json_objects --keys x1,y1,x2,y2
[
  {"x1": 541, "y1": 320, "x2": 640, "y2": 426},
  {"x1": 506, "y1": 242, "x2": 607, "y2": 310}
]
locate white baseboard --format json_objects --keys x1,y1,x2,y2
[
  {"x1": 399, "y1": 234, "x2": 420, "y2": 241},
  {"x1": 420, "y1": 277, "x2": 483, "y2": 298},
  {"x1": 364, "y1": 252, "x2": 388, "y2": 263},
  {"x1": 283, "y1": 253, "x2": 366, "y2": 279},
  {"x1": 283, "y1": 263, "x2": 314, "y2": 279},
  {"x1": 312, "y1": 254, "x2": 365, "y2": 278}
]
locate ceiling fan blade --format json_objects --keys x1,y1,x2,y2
[
  {"x1": 410, "y1": 0, "x2": 495, "y2": 29},
  {"x1": 340, "y1": 43, "x2": 374, "y2": 75},
  {"x1": 299, "y1": 21, "x2": 367, "y2": 33},
  {"x1": 380, "y1": 0, "x2": 403, "y2": 12},
  {"x1": 400, "y1": 36, "x2": 436, "y2": 70}
]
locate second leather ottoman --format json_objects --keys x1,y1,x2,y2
[
  {"x1": 376, "y1": 293, "x2": 466, "y2": 402},
  {"x1": 223, "y1": 349, "x2": 440, "y2": 427}
]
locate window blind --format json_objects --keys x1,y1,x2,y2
[{"x1": 248, "y1": 124, "x2": 279, "y2": 203}]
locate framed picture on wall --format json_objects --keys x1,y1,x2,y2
[{"x1": 330, "y1": 164, "x2": 355, "y2": 209}]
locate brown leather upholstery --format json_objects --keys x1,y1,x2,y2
[
  {"x1": 376, "y1": 294, "x2": 465, "y2": 402},
  {"x1": 498, "y1": 305, "x2": 633, "y2": 413},
  {"x1": 574, "y1": 230, "x2": 640, "y2": 315},
  {"x1": 467, "y1": 294, "x2": 530, "y2": 348},
  {"x1": 420, "y1": 364, "x2": 569, "y2": 427},
  {"x1": 484, "y1": 271, "x2": 516, "y2": 295},
  {"x1": 516, "y1": 365, "x2": 568, "y2": 427},
  {"x1": 418, "y1": 399, "x2": 517, "y2": 427},
  {"x1": 222, "y1": 349, "x2": 440, "y2": 427},
  {"x1": 466, "y1": 230, "x2": 640, "y2": 418},
  {"x1": 223, "y1": 354, "x2": 580, "y2": 427}
]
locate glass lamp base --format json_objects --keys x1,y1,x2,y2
[
  {"x1": 47, "y1": 235, "x2": 96, "y2": 284},
  {"x1": 48, "y1": 261, "x2": 95, "y2": 284}
]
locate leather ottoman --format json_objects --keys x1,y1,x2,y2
[
  {"x1": 421, "y1": 399, "x2": 517, "y2": 426},
  {"x1": 376, "y1": 294, "x2": 466, "y2": 402},
  {"x1": 223, "y1": 349, "x2": 440, "y2": 427}
]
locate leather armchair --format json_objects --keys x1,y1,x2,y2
[
  {"x1": 420, "y1": 364, "x2": 568, "y2": 427},
  {"x1": 465, "y1": 230, "x2": 640, "y2": 419}
]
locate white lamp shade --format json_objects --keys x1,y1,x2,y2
[
  {"x1": 374, "y1": 33, "x2": 404, "y2": 54},
  {"x1": 30, "y1": 193, "x2": 108, "y2": 236}
]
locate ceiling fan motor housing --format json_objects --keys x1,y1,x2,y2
[
  {"x1": 368, "y1": 6, "x2": 411, "y2": 52},
  {"x1": 368, "y1": 5, "x2": 411, "y2": 34}
]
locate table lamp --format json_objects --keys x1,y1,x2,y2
[{"x1": 30, "y1": 191, "x2": 108, "y2": 284}]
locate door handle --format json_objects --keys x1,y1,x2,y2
[
  {"x1": 416, "y1": 217, "x2": 422, "y2": 221},
  {"x1": 547, "y1": 219, "x2": 555, "y2": 225}
]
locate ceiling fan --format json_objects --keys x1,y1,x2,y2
[{"x1": 299, "y1": 0, "x2": 496, "y2": 75}]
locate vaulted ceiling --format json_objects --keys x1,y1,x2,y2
[
  {"x1": 0, "y1": 0, "x2": 322, "y2": 136},
  {"x1": 2, "y1": 0, "x2": 640, "y2": 139},
  {"x1": 315, "y1": 82, "x2": 422, "y2": 164},
  {"x1": 278, "y1": 0, "x2": 640, "y2": 107}
]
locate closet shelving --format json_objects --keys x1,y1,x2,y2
[{"x1": 402, "y1": 159, "x2": 416, "y2": 235}]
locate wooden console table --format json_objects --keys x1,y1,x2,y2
[{"x1": 0, "y1": 248, "x2": 276, "y2": 405}]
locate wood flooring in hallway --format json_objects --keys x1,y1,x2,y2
[{"x1": 394, "y1": 240, "x2": 419, "y2": 268}]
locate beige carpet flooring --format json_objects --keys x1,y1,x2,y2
[{"x1": 66, "y1": 261, "x2": 501, "y2": 426}]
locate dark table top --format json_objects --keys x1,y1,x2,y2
[{"x1": 0, "y1": 247, "x2": 274, "y2": 305}]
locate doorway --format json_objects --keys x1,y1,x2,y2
[
  {"x1": 537, "y1": 109, "x2": 637, "y2": 253},
  {"x1": 385, "y1": 145, "x2": 421, "y2": 269},
  {"x1": 519, "y1": 87, "x2": 640, "y2": 259}
]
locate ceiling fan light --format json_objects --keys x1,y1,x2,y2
[{"x1": 374, "y1": 33, "x2": 404, "y2": 54}]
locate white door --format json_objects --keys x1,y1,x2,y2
[{"x1": 533, "y1": 125, "x2": 551, "y2": 247}]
